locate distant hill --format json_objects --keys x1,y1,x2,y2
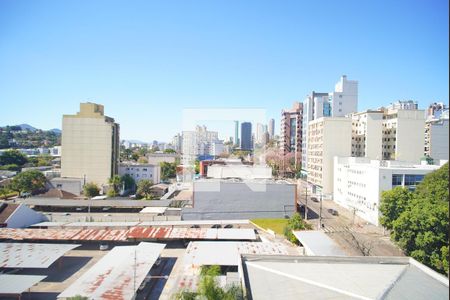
[
  {"x1": 18, "y1": 124, "x2": 38, "y2": 132},
  {"x1": 49, "y1": 128, "x2": 62, "y2": 134}
]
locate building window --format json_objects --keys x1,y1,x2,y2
[
  {"x1": 392, "y1": 174, "x2": 403, "y2": 186},
  {"x1": 405, "y1": 174, "x2": 425, "y2": 187}
]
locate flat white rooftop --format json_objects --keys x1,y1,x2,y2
[
  {"x1": 0, "y1": 274, "x2": 46, "y2": 295},
  {"x1": 292, "y1": 230, "x2": 346, "y2": 256},
  {"x1": 184, "y1": 242, "x2": 289, "y2": 266},
  {"x1": 58, "y1": 242, "x2": 165, "y2": 300},
  {"x1": 0, "y1": 243, "x2": 80, "y2": 268}
]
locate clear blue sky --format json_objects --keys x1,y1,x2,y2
[{"x1": 0, "y1": 0, "x2": 448, "y2": 142}]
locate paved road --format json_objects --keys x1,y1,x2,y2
[{"x1": 296, "y1": 179, "x2": 404, "y2": 257}]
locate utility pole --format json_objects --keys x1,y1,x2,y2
[
  {"x1": 304, "y1": 181, "x2": 308, "y2": 220},
  {"x1": 318, "y1": 192, "x2": 323, "y2": 230}
]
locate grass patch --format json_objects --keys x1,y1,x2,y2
[{"x1": 250, "y1": 218, "x2": 289, "y2": 235}]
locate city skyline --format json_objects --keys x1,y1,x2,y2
[{"x1": 1, "y1": 0, "x2": 448, "y2": 142}]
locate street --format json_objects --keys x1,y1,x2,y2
[{"x1": 296, "y1": 179, "x2": 404, "y2": 257}]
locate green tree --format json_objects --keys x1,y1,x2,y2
[
  {"x1": 379, "y1": 187, "x2": 413, "y2": 230},
  {"x1": 283, "y1": 212, "x2": 311, "y2": 244},
  {"x1": 107, "y1": 175, "x2": 122, "y2": 197},
  {"x1": 164, "y1": 148, "x2": 176, "y2": 154},
  {"x1": 83, "y1": 182, "x2": 100, "y2": 198},
  {"x1": 136, "y1": 179, "x2": 154, "y2": 199},
  {"x1": 138, "y1": 156, "x2": 149, "y2": 164},
  {"x1": 131, "y1": 153, "x2": 139, "y2": 161},
  {"x1": 121, "y1": 174, "x2": 135, "y2": 191},
  {"x1": 10, "y1": 170, "x2": 46, "y2": 195},
  {"x1": 0, "y1": 149, "x2": 28, "y2": 166},
  {"x1": 161, "y1": 162, "x2": 176, "y2": 181},
  {"x1": 173, "y1": 265, "x2": 243, "y2": 300},
  {"x1": 0, "y1": 164, "x2": 20, "y2": 171},
  {"x1": 381, "y1": 163, "x2": 449, "y2": 275}
]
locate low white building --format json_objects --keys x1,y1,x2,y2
[
  {"x1": 119, "y1": 163, "x2": 161, "y2": 184},
  {"x1": 333, "y1": 157, "x2": 443, "y2": 226},
  {"x1": 207, "y1": 164, "x2": 272, "y2": 179}
]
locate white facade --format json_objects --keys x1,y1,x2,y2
[
  {"x1": 329, "y1": 75, "x2": 358, "y2": 117},
  {"x1": 307, "y1": 117, "x2": 352, "y2": 195},
  {"x1": 333, "y1": 157, "x2": 441, "y2": 225},
  {"x1": 351, "y1": 111, "x2": 384, "y2": 159},
  {"x1": 206, "y1": 164, "x2": 272, "y2": 179},
  {"x1": 381, "y1": 108, "x2": 425, "y2": 163},
  {"x1": 211, "y1": 141, "x2": 225, "y2": 157},
  {"x1": 425, "y1": 118, "x2": 449, "y2": 160},
  {"x1": 182, "y1": 125, "x2": 219, "y2": 161},
  {"x1": 119, "y1": 163, "x2": 161, "y2": 184}
]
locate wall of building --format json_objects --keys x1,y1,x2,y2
[
  {"x1": 48, "y1": 178, "x2": 84, "y2": 195},
  {"x1": 429, "y1": 119, "x2": 449, "y2": 160},
  {"x1": 308, "y1": 117, "x2": 352, "y2": 195},
  {"x1": 182, "y1": 181, "x2": 296, "y2": 220},
  {"x1": 61, "y1": 103, "x2": 119, "y2": 186},
  {"x1": 146, "y1": 154, "x2": 178, "y2": 165},
  {"x1": 118, "y1": 164, "x2": 161, "y2": 184},
  {"x1": 395, "y1": 110, "x2": 425, "y2": 163},
  {"x1": 333, "y1": 157, "x2": 440, "y2": 225}
]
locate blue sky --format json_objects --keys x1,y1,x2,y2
[{"x1": 0, "y1": 0, "x2": 448, "y2": 142}]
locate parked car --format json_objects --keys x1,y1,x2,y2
[
  {"x1": 310, "y1": 197, "x2": 319, "y2": 202},
  {"x1": 328, "y1": 208, "x2": 339, "y2": 216},
  {"x1": 224, "y1": 224, "x2": 233, "y2": 228},
  {"x1": 211, "y1": 224, "x2": 222, "y2": 229},
  {"x1": 99, "y1": 244, "x2": 109, "y2": 251},
  {"x1": 190, "y1": 225, "x2": 200, "y2": 228}
]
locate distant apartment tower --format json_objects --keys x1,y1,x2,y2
[
  {"x1": 301, "y1": 76, "x2": 358, "y2": 173},
  {"x1": 426, "y1": 102, "x2": 448, "y2": 120},
  {"x1": 172, "y1": 133, "x2": 182, "y2": 153},
  {"x1": 424, "y1": 114, "x2": 449, "y2": 160},
  {"x1": 281, "y1": 102, "x2": 303, "y2": 168},
  {"x1": 386, "y1": 100, "x2": 418, "y2": 111},
  {"x1": 240, "y1": 122, "x2": 252, "y2": 151},
  {"x1": 307, "y1": 117, "x2": 352, "y2": 195},
  {"x1": 61, "y1": 103, "x2": 120, "y2": 186},
  {"x1": 255, "y1": 123, "x2": 267, "y2": 145},
  {"x1": 268, "y1": 118, "x2": 275, "y2": 139},
  {"x1": 182, "y1": 125, "x2": 219, "y2": 160},
  {"x1": 234, "y1": 121, "x2": 239, "y2": 146}
]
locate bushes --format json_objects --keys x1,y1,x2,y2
[{"x1": 283, "y1": 213, "x2": 312, "y2": 244}]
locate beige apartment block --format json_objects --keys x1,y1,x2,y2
[
  {"x1": 307, "y1": 117, "x2": 352, "y2": 195},
  {"x1": 381, "y1": 108, "x2": 425, "y2": 163},
  {"x1": 61, "y1": 103, "x2": 120, "y2": 187},
  {"x1": 351, "y1": 110, "x2": 384, "y2": 159}
]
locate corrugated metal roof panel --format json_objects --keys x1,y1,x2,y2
[
  {"x1": 0, "y1": 243, "x2": 80, "y2": 268},
  {"x1": 58, "y1": 242, "x2": 165, "y2": 300},
  {"x1": 0, "y1": 274, "x2": 46, "y2": 294}
]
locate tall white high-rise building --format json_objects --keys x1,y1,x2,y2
[
  {"x1": 425, "y1": 112, "x2": 449, "y2": 161},
  {"x1": 307, "y1": 117, "x2": 352, "y2": 195},
  {"x1": 268, "y1": 118, "x2": 275, "y2": 139},
  {"x1": 301, "y1": 76, "x2": 359, "y2": 173},
  {"x1": 61, "y1": 103, "x2": 120, "y2": 187},
  {"x1": 255, "y1": 123, "x2": 267, "y2": 145}
]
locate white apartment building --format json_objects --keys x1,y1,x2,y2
[
  {"x1": 301, "y1": 76, "x2": 358, "y2": 173},
  {"x1": 61, "y1": 103, "x2": 120, "y2": 187},
  {"x1": 211, "y1": 141, "x2": 225, "y2": 157},
  {"x1": 425, "y1": 116, "x2": 449, "y2": 160},
  {"x1": 350, "y1": 107, "x2": 425, "y2": 163},
  {"x1": 118, "y1": 163, "x2": 161, "y2": 184},
  {"x1": 386, "y1": 100, "x2": 418, "y2": 111},
  {"x1": 307, "y1": 117, "x2": 352, "y2": 195},
  {"x1": 333, "y1": 157, "x2": 442, "y2": 225},
  {"x1": 182, "y1": 126, "x2": 219, "y2": 165}
]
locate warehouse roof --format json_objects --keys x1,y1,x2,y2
[
  {"x1": 184, "y1": 242, "x2": 289, "y2": 266},
  {"x1": 58, "y1": 242, "x2": 165, "y2": 300},
  {"x1": 241, "y1": 255, "x2": 449, "y2": 300},
  {"x1": 16, "y1": 198, "x2": 172, "y2": 207},
  {"x1": 0, "y1": 243, "x2": 80, "y2": 268},
  {"x1": 0, "y1": 274, "x2": 46, "y2": 295}
]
